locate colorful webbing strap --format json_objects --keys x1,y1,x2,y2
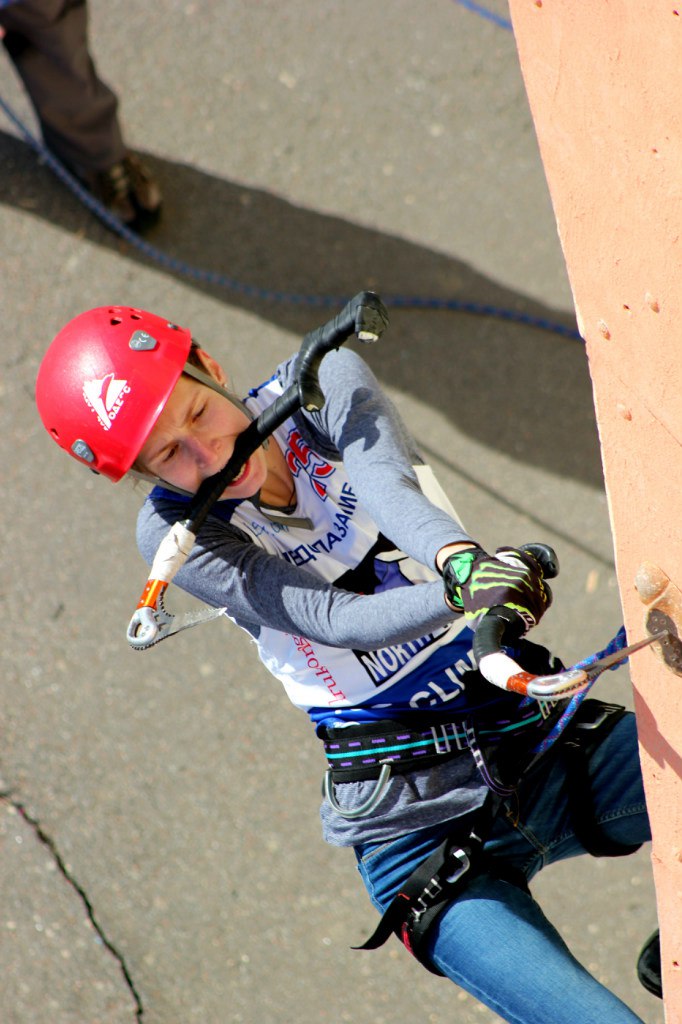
[{"x1": 323, "y1": 721, "x2": 469, "y2": 780}]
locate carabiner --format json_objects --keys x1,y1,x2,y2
[{"x1": 323, "y1": 762, "x2": 393, "y2": 819}]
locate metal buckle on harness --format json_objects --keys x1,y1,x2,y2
[
  {"x1": 444, "y1": 847, "x2": 472, "y2": 884},
  {"x1": 575, "y1": 706, "x2": 615, "y2": 731},
  {"x1": 430, "y1": 722, "x2": 467, "y2": 754},
  {"x1": 411, "y1": 848, "x2": 471, "y2": 924}
]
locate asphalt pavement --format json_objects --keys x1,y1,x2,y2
[{"x1": 0, "y1": 2, "x2": 662, "y2": 1022}]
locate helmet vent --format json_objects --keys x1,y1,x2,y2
[{"x1": 110, "y1": 316, "x2": 122, "y2": 327}]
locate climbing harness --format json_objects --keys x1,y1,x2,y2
[
  {"x1": 321, "y1": 718, "x2": 476, "y2": 819},
  {"x1": 321, "y1": 688, "x2": 567, "y2": 820},
  {"x1": 352, "y1": 696, "x2": 639, "y2": 974},
  {"x1": 355, "y1": 798, "x2": 506, "y2": 975},
  {"x1": 322, "y1": 719, "x2": 472, "y2": 780},
  {"x1": 320, "y1": 633, "x2": 565, "y2": 802}
]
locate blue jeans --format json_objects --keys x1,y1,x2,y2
[{"x1": 355, "y1": 712, "x2": 651, "y2": 1024}]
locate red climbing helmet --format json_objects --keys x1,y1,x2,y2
[{"x1": 36, "y1": 306, "x2": 192, "y2": 482}]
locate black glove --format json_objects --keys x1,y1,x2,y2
[{"x1": 441, "y1": 545, "x2": 553, "y2": 632}]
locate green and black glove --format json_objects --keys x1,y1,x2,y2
[{"x1": 441, "y1": 545, "x2": 553, "y2": 632}]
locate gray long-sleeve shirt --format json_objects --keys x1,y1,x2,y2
[{"x1": 137, "y1": 347, "x2": 492, "y2": 845}]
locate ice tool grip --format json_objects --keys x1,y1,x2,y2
[
  {"x1": 472, "y1": 544, "x2": 660, "y2": 700},
  {"x1": 126, "y1": 521, "x2": 197, "y2": 647},
  {"x1": 473, "y1": 605, "x2": 522, "y2": 665},
  {"x1": 472, "y1": 605, "x2": 545, "y2": 696},
  {"x1": 126, "y1": 291, "x2": 388, "y2": 650}
]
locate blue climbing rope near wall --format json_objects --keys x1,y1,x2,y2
[
  {"x1": 454, "y1": 0, "x2": 512, "y2": 31},
  {"x1": 530, "y1": 626, "x2": 629, "y2": 754}
]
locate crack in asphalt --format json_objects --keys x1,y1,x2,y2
[{"x1": 2, "y1": 793, "x2": 144, "y2": 1022}]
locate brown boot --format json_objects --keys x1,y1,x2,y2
[{"x1": 80, "y1": 152, "x2": 162, "y2": 232}]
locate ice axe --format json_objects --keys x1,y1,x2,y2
[{"x1": 126, "y1": 291, "x2": 388, "y2": 650}]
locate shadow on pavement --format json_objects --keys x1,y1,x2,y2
[{"x1": 2, "y1": 131, "x2": 604, "y2": 491}]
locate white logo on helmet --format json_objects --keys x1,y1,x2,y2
[{"x1": 83, "y1": 373, "x2": 131, "y2": 431}]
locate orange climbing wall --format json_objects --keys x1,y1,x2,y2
[{"x1": 508, "y1": 0, "x2": 682, "y2": 1015}]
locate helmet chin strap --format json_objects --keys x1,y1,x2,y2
[
  {"x1": 128, "y1": 467, "x2": 194, "y2": 496},
  {"x1": 181, "y1": 361, "x2": 251, "y2": 412},
  {"x1": 130, "y1": 358, "x2": 266, "y2": 497}
]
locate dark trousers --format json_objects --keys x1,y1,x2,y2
[{"x1": 1, "y1": 0, "x2": 125, "y2": 172}]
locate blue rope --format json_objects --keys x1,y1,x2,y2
[
  {"x1": 0, "y1": 88, "x2": 581, "y2": 340},
  {"x1": 454, "y1": 1, "x2": 513, "y2": 31},
  {"x1": 530, "y1": 626, "x2": 628, "y2": 754}
]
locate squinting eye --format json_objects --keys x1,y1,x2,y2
[
  {"x1": 162, "y1": 445, "x2": 178, "y2": 464},
  {"x1": 193, "y1": 403, "x2": 207, "y2": 422}
]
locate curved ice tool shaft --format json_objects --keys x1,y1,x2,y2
[
  {"x1": 126, "y1": 291, "x2": 388, "y2": 650},
  {"x1": 475, "y1": 606, "x2": 667, "y2": 699},
  {"x1": 471, "y1": 543, "x2": 668, "y2": 698}
]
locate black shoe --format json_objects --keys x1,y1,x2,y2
[
  {"x1": 79, "y1": 152, "x2": 162, "y2": 233},
  {"x1": 637, "y1": 930, "x2": 662, "y2": 999}
]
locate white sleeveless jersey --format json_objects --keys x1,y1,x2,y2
[{"x1": 225, "y1": 378, "x2": 476, "y2": 729}]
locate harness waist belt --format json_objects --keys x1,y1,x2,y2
[{"x1": 321, "y1": 719, "x2": 470, "y2": 781}]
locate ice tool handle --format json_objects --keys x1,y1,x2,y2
[
  {"x1": 472, "y1": 544, "x2": 665, "y2": 699},
  {"x1": 126, "y1": 291, "x2": 387, "y2": 650}
]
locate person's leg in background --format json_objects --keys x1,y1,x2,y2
[{"x1": 0, "y1": 0, "x2": 161, "y2": 228}]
